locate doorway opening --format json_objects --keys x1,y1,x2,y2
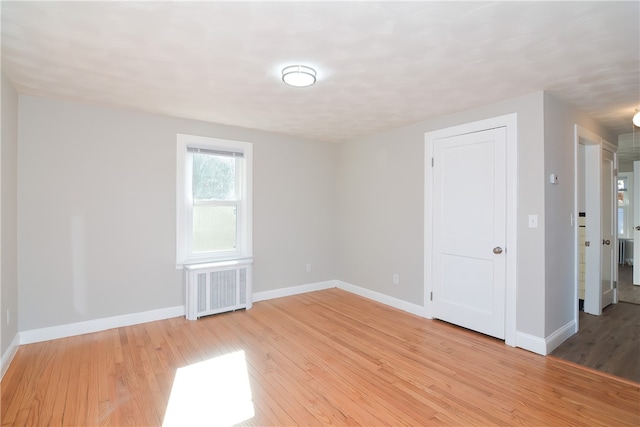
[
  {"x1": 574, "y1": 125, "x2": 617, "y2": 325},
  {"x1": 616, "y1": 162, "x2": 640, "y2": 304}
]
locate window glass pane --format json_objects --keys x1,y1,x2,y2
[
  {"x1": 617, "y1": 177, "x2": 628, "y2": 237},
  {"x1": 192, "y1": 153, "x2": 236, "y2": 201},
  {"x1": 618, "y1": 207, "x2": 625, "y2": 236},
  {"x1": 192, "y1": 205, "x2": 237, "y2": 253}
]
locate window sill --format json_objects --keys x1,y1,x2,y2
[{"x1": 176, "y1": 256, "x2": 254, "y2": 270}]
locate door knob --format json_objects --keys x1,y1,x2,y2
[
  {"x1": 635, "y1": 226, "x2": 640, "y2": 231},
  {"x1": 493, "y1": 246, "x2": 503, "y2": 254},
  {"x1": 603, "y1": 239, "x2": 611, "y2": 245}
]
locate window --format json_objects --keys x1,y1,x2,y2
[
  {"x1": 617, "y1": 174, "x2": 633, "y2": 239},
  {"x1": 177, "y1": 134, "x2": 252, "y2": 266}
]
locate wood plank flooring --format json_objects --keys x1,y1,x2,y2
[
  {"x1": 618, "y1": 265, "x2": 640, "y2": 304},
  {"x1": 550, "y1": 301, "x2": 640, "y2": 383},
  {"x1": 2, "y1": 289, "x2": 639, "y2": 426}
]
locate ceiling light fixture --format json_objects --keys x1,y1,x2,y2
[
  {"x1": 634, "y1": 108, "x2": 640, "y2": 127},
  {"x1": 282, "y1": 65, "x2": 316, "y2": 87}
]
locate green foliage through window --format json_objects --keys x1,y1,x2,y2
[{"x1": 192, "y1": 153, "x2": 236, "y2": 201}]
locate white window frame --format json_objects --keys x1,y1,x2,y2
[
  {"x1": 617, "y1": 172, "x2": 633, "y2": 239},
  {"x1": 176, "y1": 134, "x2": 252, "y2": 267}
]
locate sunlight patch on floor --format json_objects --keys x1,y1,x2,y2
[{"x1": 163, "y1": 350, "x2": 255, "y2": 427}]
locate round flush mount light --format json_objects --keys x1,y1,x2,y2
[
  {"x1": 282, "y1": 65, "x2": 316, "y2": 87},
  {"x1": 634, "y1": 108, "x2": 640, "y2": 127}
]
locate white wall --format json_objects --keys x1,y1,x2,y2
[
  {"x1": 335, "y1": 91, "x2": 621, "y2": 344},
  {"x1": 17, "y1": 95, "x2": 337, "y2": 331},
  {"x1": 542, "y1": 92, "x2": 615, "y2": 337},
  {"x1": 1, "y1": 73, "x2": 19, "y2": 355},
  {"x1": 335, "y1": 123, "x2": 425, "y2": 305},
  {"x1": 336, "y1": 92, "x2": 547, "y2": 338},
  {"x1": 14, "y1": 89, "x2": 617, "y2": 349}
]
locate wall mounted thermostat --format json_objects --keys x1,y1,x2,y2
[{"x1": 549, "y1": 173, "x2": 559, "y2": 185}]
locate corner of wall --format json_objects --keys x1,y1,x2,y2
[
  {"x1": 0, "y1": 333, "x2": 20, "y2": 381},
  {"x1": 1, "y1": 72, "x2": 20, "y2": 359}
]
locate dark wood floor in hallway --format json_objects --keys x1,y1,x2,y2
[
  {"x1": 618, "y1": 264, "x2": 640, "y2": 304},
  {"x1": 550, "y1": 301, "x2": 640, "y2": 383}
]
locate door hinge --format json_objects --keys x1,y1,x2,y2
[
  {"x1": 430, "y1": 291, "x2": 433, "y2": 301},
  {"x1": 431, "y1": 158, "x2": 434, "y2": 167},
  {"x1": 614, "y1": 281, "x2": 618, "y2": 289}
]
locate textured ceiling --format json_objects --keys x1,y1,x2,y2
[
  {"x1": 1, "y1": 1, "x2": 639, "y2": 143},
  {"x1": 617, "y1": 132, "x2": 640, "y2": 170}
]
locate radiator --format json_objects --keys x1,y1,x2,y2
[{"x1": 184, "y1": 259, "x2": 253, "y2": 320}]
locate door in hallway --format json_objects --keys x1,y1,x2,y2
[{"x1": 601, "y1": 148, "x2": 616, "y2": 308}]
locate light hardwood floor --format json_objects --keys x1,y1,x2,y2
[{"x1": 2, "y1": 289, "x2": 639, "y2": 426}]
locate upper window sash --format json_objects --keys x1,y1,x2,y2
[{"x1": 187, "y1": 146, "x2": 244, "y2": 158}]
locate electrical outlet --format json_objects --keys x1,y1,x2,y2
[
  {"x1": 306, "y1": 263, "x2": 312, "y2": 273},
  {"x1": 393, "y1": 274, "x2": 399, "y2": 285}
]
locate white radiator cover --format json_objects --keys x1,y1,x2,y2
[{"x1": 184, "y1": 259, "x2": 253, "y2": 320}]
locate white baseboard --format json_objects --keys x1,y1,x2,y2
[
  {"x1": 516, "y1": 331, "x2": 547, "y2": 355},
  {"x1": 16, "y1": 279, "x2": 422, "y2": 347},
  {"x1": 20, "y1": 305, "x2": 185, "y2": 345},
  {"x1": 252, "y1": 280, "x2": 426, "y2": 318},
  {"x1": 10, "y1": 280, "x2": 560, "y2": 370},
  {"x1": 0, "y1": 333, "x2": 20, "y2": 381},
  {"x1": 515, "y1": 320, "x2": 576, "y2": 356},
  {"x1": 335, "y1": 280, "x2": 426, "y2": 317},
  {"x1": 252, "y1": 280, "x2": 336, "y2": 302},
  {"x1": 544, "y1": 320, "x2": 576, "y2": 354}
]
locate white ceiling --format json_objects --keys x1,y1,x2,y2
[
  {"x1": 2, "y1": 1, "x2": 639, "y2": 143},
  {"x1": 617, "y1": 132, "x2": 640, "y2": 170}
]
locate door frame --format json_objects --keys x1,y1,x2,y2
[
  {"x1": 601, "y1": 146, "x2": 618, "y2": 308},
  {"x1": 634, "y1": 161, "x2": 640, "y2": 285},
  {"x1": 424, "y1": 113, "x2": 518, "y2": 347},
  {"x1": 574, "y1": 125, "x2": 617, "y2": 324}
]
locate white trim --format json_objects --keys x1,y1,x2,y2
[
  {"x1": 575, "y1": 125, "x2": 618, "y2": 318},
  {"x1": 20, "y1": 305, "x2": 184, "y2": 345},
  {"x1": 516, "y1": 331, "x2": 547, "y2": 355},
  {"x1": 336, "y1": 281, "x2": 425, "y2": 317},
  {"x1": 252, "y1": 280, "x2": 425, "y2": 318},
  {"x1": 6, "y1": 280, "x2": 549, "y2": 374},
  {"x1": 545, "y1": 320, "x2": 576, "y2": 355},
  {"x1": 514, "y1": 320, "x2": 576, "y2": 356},
  {"x1": 424, "y1": 113, "x2": 518, "y2": 346},
  {"x1": 183, "y1": 257, "x2": 254, "y2": 271},
  {"x1": 252, "y1": 280, "x2": 336, "y2": 302},
  {"x1": 0, "y1": 333, "x2": 20, "y2": 380},
  {"x1": 176, "y1": 134, "x2": 253, "y2": 268}
]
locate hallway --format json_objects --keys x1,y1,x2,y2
[
  {"x1": 550, "y1": 302, "x2": 639, "y2": 383},
  {"x1": 618, "y1": 264, "x2": 640, "y2": 304}
]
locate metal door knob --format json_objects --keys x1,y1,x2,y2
[
  {"x1": 603, "y1": 239, "x2": 611, "y2": 245},
  {"x1": 493, "y1": 247, "x2": 503, "y2": 254},
  {"x1": 635, "y1": 226, "x2": 640, "y2": 231}
]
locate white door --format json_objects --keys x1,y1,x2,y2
[
  {"x1": 431, "y1": 127, "x2": 506, "y2": 339},
  {"x1": 633, "y1": 161, "x2": 640, "y2": 285},
  {"x1": 601, "y1": 148, "x2": 616, "y2": 308}
]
